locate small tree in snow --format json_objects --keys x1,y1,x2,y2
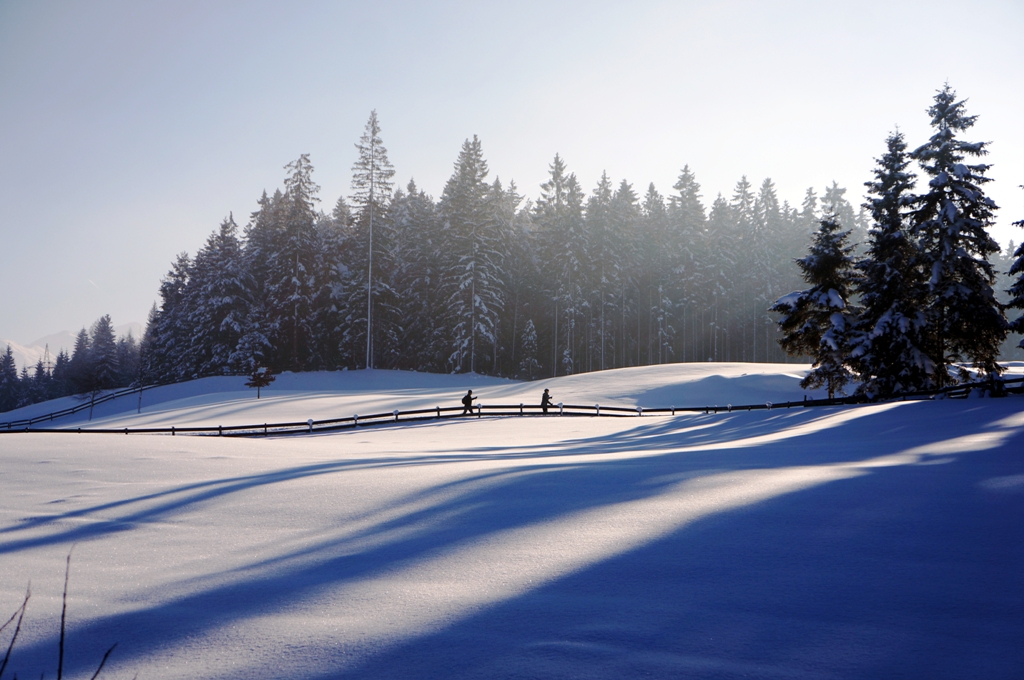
[
  {"x1": 771, "y1": 215, "x2": 858, "y2": 399},
  {"x1": 244, "y1": 363, "x2": 275, "y2": 399}
]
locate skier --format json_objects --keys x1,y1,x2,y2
[
  {"x1": 540, "y1": 388, "x2": 553, "y2": 414},
  {"x1": 461, "y1": 389, "x2": 476, "y2": 415}
]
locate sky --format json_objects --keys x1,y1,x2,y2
[{"x1": 1, "y1": 0, "x2": 1023, "y2": 346}]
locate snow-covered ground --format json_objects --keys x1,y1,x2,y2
[{"x1": 1, "y1": 364, "x2": 1022, "y2": 679}]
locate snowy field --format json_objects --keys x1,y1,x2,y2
[{"x1": 1, "y1": 364, "x2": 1023, "y2": 679}]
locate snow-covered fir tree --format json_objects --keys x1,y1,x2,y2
[
  {"x1": 772, "y1": 215, "x2": 859, "y2": 399},
  {"x1": 909, "y1": 84, "x2": 1006, "y2": 384},
  {"x1": 439, "y1": 136, "x2": 505, "y2": 373},
  {"x1": 1007, "y1": 186, "x2": 1024, "y2": 349},
  {"x1": 89, "y1": 315, "x2": 119, "y2": 391},
  {"x1": 851, "y1": 130, "x2": 932, "y2": 397},
  {"x1": 0, "y1": 346, "x2": 18, "y2": 412},
  {"x1": 183, "y1": 215, "x2": 249, "y2": 377}
]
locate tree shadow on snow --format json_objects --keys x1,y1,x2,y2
[{"x1": 4, "y1": 399, "x2": 1024, "y2": 678}]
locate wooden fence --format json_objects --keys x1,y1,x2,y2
[{"x1": 2, "y1": 375, "x2": 1022, "y2": 437}]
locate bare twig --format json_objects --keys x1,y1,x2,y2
[
  {"x1": 0, "y1": 585, "x2": 31, "y2": 680},
  {"x1": 87, "y1": 644, "x2": 116, "y2": 680},
  {"x1": 57, "y1": 548, "x2": 74, "y2": 680}
]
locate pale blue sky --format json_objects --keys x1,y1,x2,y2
[{"x1": 1, "y1": 0, "x2": 1022, "y2": 345}]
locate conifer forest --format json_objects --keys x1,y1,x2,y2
[{"x1": 3, "y1": 86, "x2": 1024, "y2": 412}]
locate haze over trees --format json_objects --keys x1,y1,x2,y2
[
  {"x1": 3, "y1": 87, "x2": 1023, "y2": 414},
  {"x1": 138, "y1": 111, "x2": 878, "y2": 385}
]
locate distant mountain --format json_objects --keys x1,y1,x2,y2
[{"x1": 1, "y1": 322, "x2": 143, "y2": 372}]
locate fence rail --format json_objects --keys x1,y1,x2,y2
[
  {"x1": 0, "y1": 382, "x2": 170, "y2": 430},
  {"x1": 2, "y1": 375, "x2": 1022, "y2": 438}
]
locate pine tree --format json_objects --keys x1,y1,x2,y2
[
  {"x1": 703, "y1": 194, "x2": 737, "y2": 361},
  {"x1": 438, "y1": 136, "x2": 506, "y2": 373},
  {"x1": 151, "y1": 253, "x2": 193, "y2": 381},
  {"x1": 267, "y1": 154, "x2": 322, "y2": 371},
  {"x1": 518, "y1": 318, "x2": 540, "y2": 380},
  {"x1": 610, "y1": 179, "x2": 640, "y2": 368},
  {"x1": 184, "y1": 215, "x2": 249, "y2": 376},
  {"x1": 387, "y1": 180, "x2": 448, "y2": 371},
  {"x1": 68, "y1": 327, "x2": 93, "y2": 394},
  {"x1": 116, "y1": 331, "x2": 140, "y2": 387},
  {"x1": 909, "y1": 84, "x2": 1006, "y2": 383},
  {"x1": 752, "y1": 178, "x2": 783, "y2": 361},
  {"x1": 771, "y1": 215, "x2": 859, "y2": 399},
  {"x1": 851, "y1": 130, "x2": 932, "y2": 397},
  {"x1": 584, "y1": 171, "x2": 619, "y2": 371},
  {"x1": 730, "y1": 176, "x2": 758, "y2": 361},
  {"x1": 1007, "y1": 186, "x2": 1024, "y2": 348},
  {"x1": 0, "y1": 345, "x2": 18, "y2": 412},
  {"x1": 89, "y1": 315, "x2": 119, "y2": 390},
  {"x1": 50, "y1": 349, "x2": 71, "y2": 398},
  {"x1": 639, "y1": 183, "x2": 673, "y2": 365},
  {"x1": 350, "y1": 111, "x2": 396, "y2": 369},
  {"x1": 667, "y1": 166, "x2": 706, "y2": 362}
]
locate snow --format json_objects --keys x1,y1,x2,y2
[{"x1": 2, "y1": 364, "x2": 1023, "y2": 679}]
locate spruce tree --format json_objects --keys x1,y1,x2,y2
[
  {"x1": 438, "y1": 136, "x2": 505, "y2": 373},
  {"x1": 116, "y1": 331, "x2": 140, "y2": 387},
  {"x1": 268, "y1": 154, "x2": 322, "y2": 371},
  {"x1": 1006, "y1": 186, "x2": 1024, "y2": 348},
  {"x1": 350, "y1": 111, "x2": 395, "y2": 369},
  {"x1": 909, "y1": 84, "x2": 1006, "y2": 383},
  {"x1": 184, "y1": 215, "x2": 248, "y2": 377},
  {"x1": 771, "y1": 215, "x2": 859, "y2": 398},
  {"x1": 90, "y1": 315, "x2": 119, "y2": 390},
  {"x1": 851, "y1": 130, "x2": 932, "y2": 397},
  {"x1": 584, "y1": 171, "x2": 619, "y2": 371},
  {"x1": 0, "y1": 345, "x2": 18, "y2": 412},
  {"x1": 69, "y1": 327, "x2": 93, "y2": 394},
  {"x1": 752, "y1": 178, "x2": 783, "y2": 361},
  {"x1": 667, "y1": 166, "x2": 706, "y2": 362},
  {"x1": 151, "y1": 253, "x2": 193, "y2": 381}
]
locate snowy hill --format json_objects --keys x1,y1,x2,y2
[
  {"x1": 2, "y1": 364, "x2": 1022, "y2": 679},
  {"x1": 4, "y1": 363, "x2": 822, "y2": 428}
]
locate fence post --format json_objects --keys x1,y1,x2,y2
[
  {"x1": 595, "y1": 404, "x2": 600, "y2": 417},
  {"x1": 477, "y1": 404, "x2": 482, "y2": 418},
  {"x1": 436, "y1": 406, "x2": 441, "y2": 419},
  {"x1": 558, "y1": 402, "x2": 563, "y2": 416},
  {"x1": 171, "y1": 426, "x2": 175, "y2": 436},
  {"x1": 520, "y1": 403, "x2": 523, "y2": 416},
  {"x1": 264, "y1": 423, "x2": 267, "y2": 436},
  {"x1": 125, "y1": 427, "x2": 128, "y2": 435},
  {"x1": 219, "y1": 425, "x2": 223, "y2": 436},
  {"x1": 354, "y1": 414, "x2": 358, "y2": 427},
  {"x1": 308, "y1": 419, "x2": 314, "y2": 433}
]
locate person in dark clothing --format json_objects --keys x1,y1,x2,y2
[
  {"x1": 461, "y1": 389, "x2": 476, "y2": 415},
  {"x1": 540, "y1": 388, "x2": 553, "y2": 414}
]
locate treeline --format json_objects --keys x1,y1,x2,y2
[
  {"x1": 4, "y1": 87, "x2": 1022, "y2": 415},
  {"x1": 0, "y1": 315, "x2": 140, "y2": 412},
  {"x1": 139, "y1": 112, "x2": 882, "y2": 384},
  {"x1": 773, "y1": 85, "x2": 1024, "y2": 399}
]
